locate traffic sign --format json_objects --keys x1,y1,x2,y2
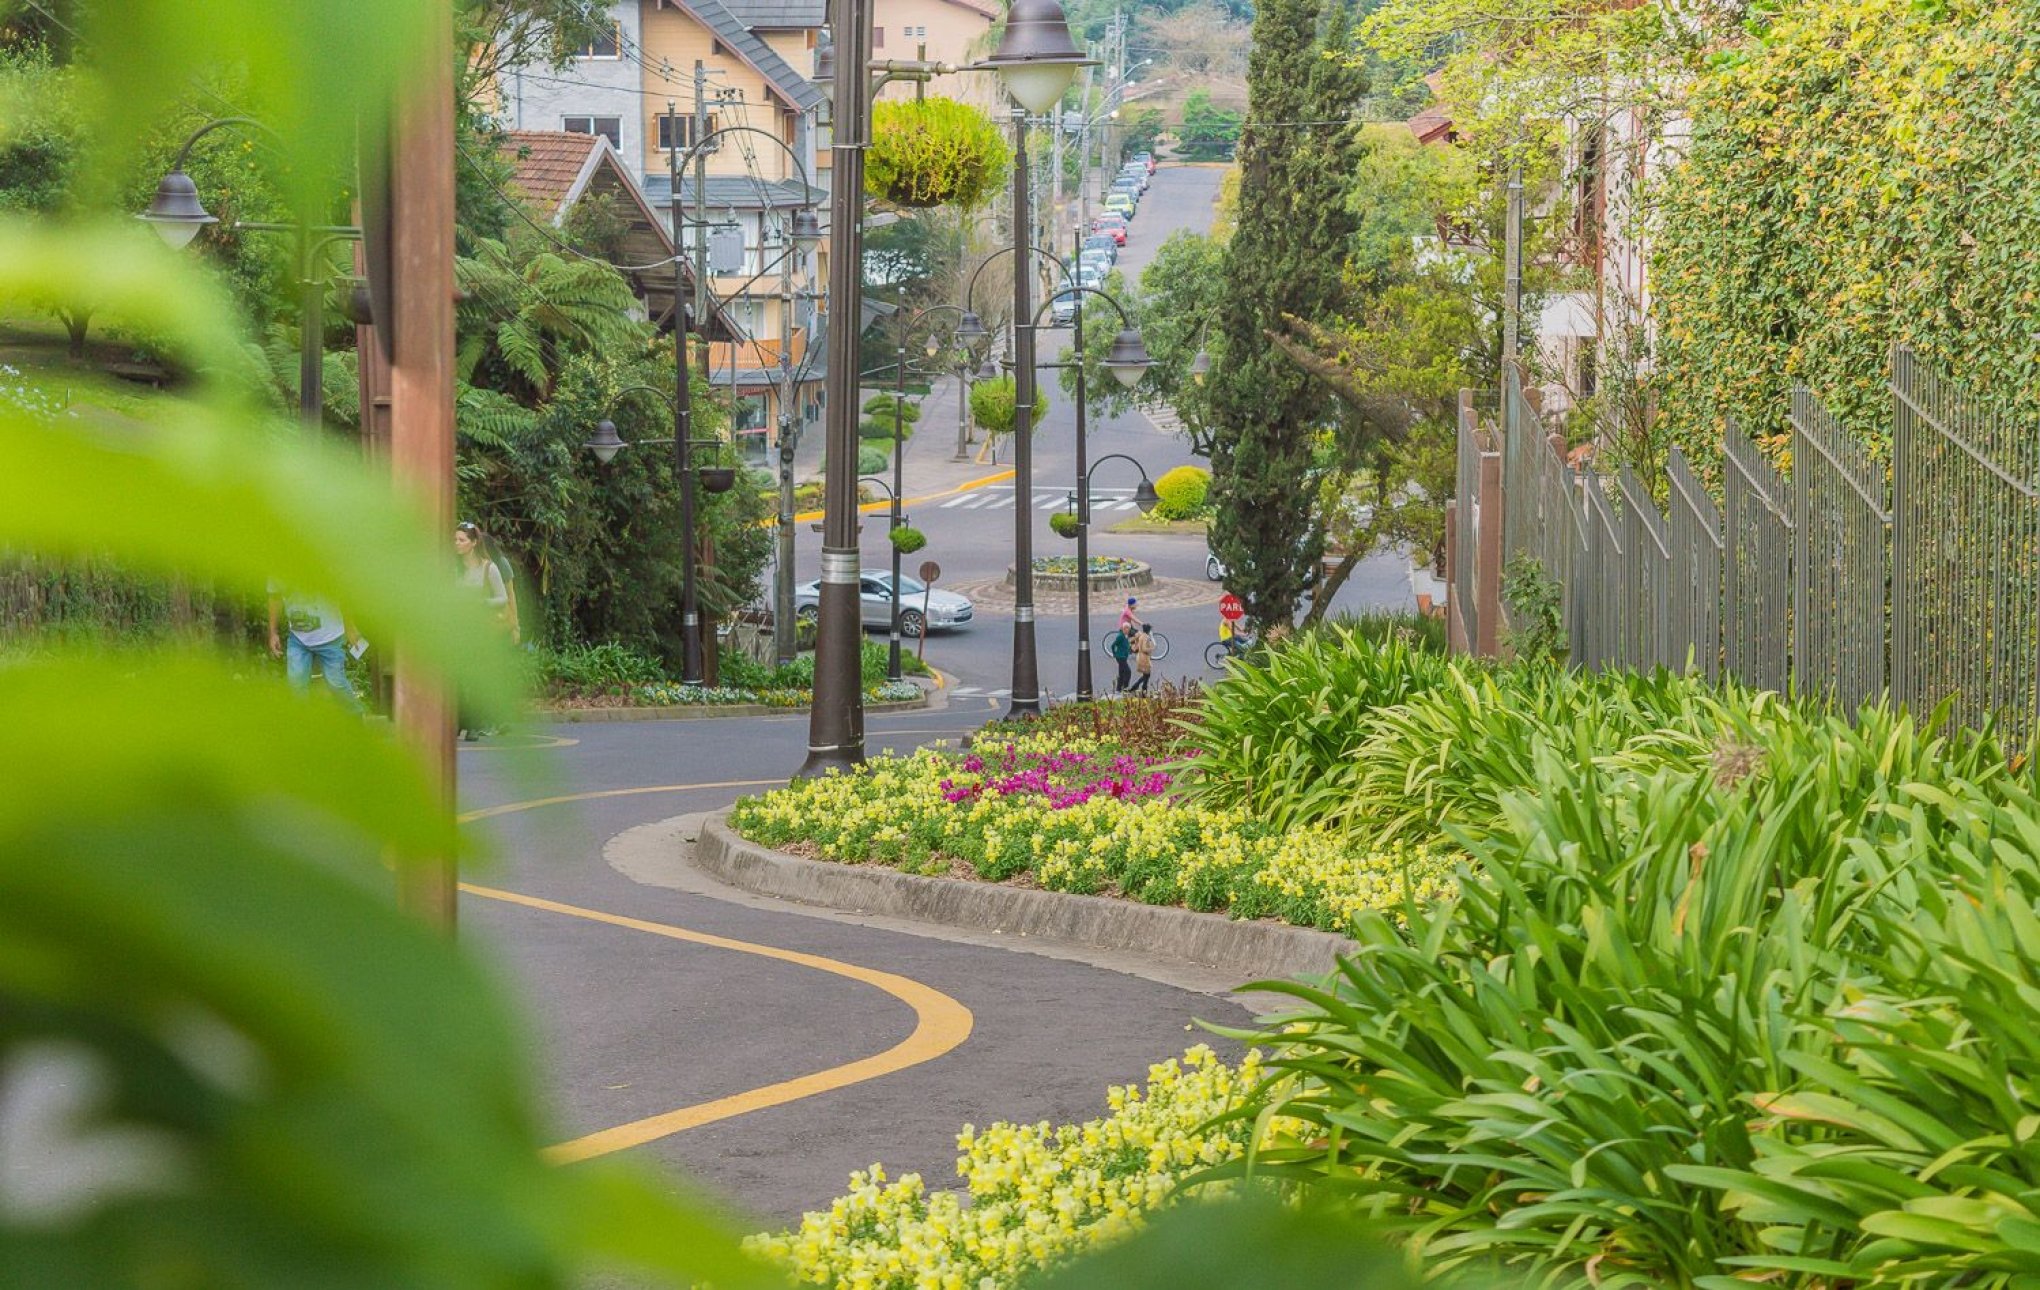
[
  {"x1": 919, "y1": 560, "x2": 941, "y2": 583},
  {"x1": 1218, "y1": 593, "x2": 1245, "y2": 622}
]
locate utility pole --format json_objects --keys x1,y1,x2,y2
[
  {"x1": 1503, "y1": 162, "x2": 1523, "y2": 369},
  {"x1": 774, "y1": 217, "x2": 799, "y2": 666},
  {"x1": 390, "y1": 0, "x2": 457, "y2": 930},
  {"x1": 665, "y1": 99, "x2": 705, "y2": 687},
  {"x1": 802, "y1": 0, "x2": 874, "y2": 774}
]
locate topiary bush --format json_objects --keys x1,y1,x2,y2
[
  {"x1": 867, "y1": 98, "x2": 1009, "y2": 210},
  {"x1": 856, "y1": 444, "x2": 888, "y2": 476},
  {"x1": 863, "y1": 392, "x2": 922, "y2": 424},
  {"x1": 1151, "y1": 464, "x2": 1210, "y2": 519}
]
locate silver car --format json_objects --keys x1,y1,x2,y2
[{"x1": 793, "y1": 572, "x2": 974, "y2": 638}]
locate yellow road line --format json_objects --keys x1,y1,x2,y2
[
  {"x1": 455, "y1": 781, "x2": 974, "y2": 1163},
  {"x1": 457, "y1": 780, "x2": 782, "y2": 824},
  {"x1": 786, "y1": 468, "x2": 1016, "y2": 525},
  {"x1": 464, "y1": 883, "x2": 973, "y2": 1163}
]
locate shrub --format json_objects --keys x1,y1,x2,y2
[
  {"x1": 866, "y1": 97, "x2": 1009, "y2": 209},
  {"x1": 1050, "y1": 511, "x2": 1081, "y2": 538},
  {"x1": 531, "y1": 639, "x2": 668, "y2": 694},
  {"x1": 861, "y1": 392, "x2": 922, "y2": 424},
  {"x1": 856, "y1": 417, "x2": 900, "y2": 441},
  {"x1": 969, "y1": 374, "x2": 1046, "y2": 436},
  {"x1": 1151, "y1": 464, "x2": 1211, "y2": 519},
  {"x1": 855, "y1": 444, "x2": 888, "y2": 476}
]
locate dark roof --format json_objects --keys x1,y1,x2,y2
[
  {"x1": 669, "y1": 0, "x2": 823, "y2": 111},
  {"x1": 720, "y1": 0, "x2": 826, "y2": 28},
  {"x1": 643, "y1": 173, "x2": 824, "y2": 211}
]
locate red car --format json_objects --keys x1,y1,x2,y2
[{"x1": 1092, "y1": 215, "x2": 1128, "y2": 245}]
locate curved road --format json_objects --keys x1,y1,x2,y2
[{"x1": 456, "y1": 704, "x2": 1251, "y2": 1228}]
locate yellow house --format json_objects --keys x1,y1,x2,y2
[{"x1": 871, "y1": 0, "x2": 1000, "y2": 113}]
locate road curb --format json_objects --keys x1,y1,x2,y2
[
  {"x1": 539, "y1": 694, "x2": 929, "y2": 723},
  {"x1": 694, "y1": 813, "x2": 1349, "y2": 981}
]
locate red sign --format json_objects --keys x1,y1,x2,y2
[{"x1": 1218, "y1": 593, "x2": 1245, "y2": 622}]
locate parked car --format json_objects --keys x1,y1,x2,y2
[
  {"x1": 793, "y1": 573, "x2": 973, "y2": 638},
  {"x1": 1092, "y1": 215, "x2": 1127, "y2": 245},
  {"x1": 1108, "y1": 178, "x2": 1141, "y2": 204},
  {"x1": 1078, "y1": 264, "x2": 1107, "y2": 291},
  {"x1": 1079, "y1": 248, "x2": 1114, "y2": 277},
  {"x1": 1050, "y1": 288, "x2": 1079, "y2": 326},
  {"x1": 1104, "y1": 193, "x2": 1136, "y2": 219},
  {"x1": 1119, "y1": 164, "x2": 1150, "y2": 193},
  {"x1": 1082, "y1": 234, "x2": 1117, "y2": 262},
  {"x1": 1206, "y1": 550, "x2": 1224, "y2": 581}
]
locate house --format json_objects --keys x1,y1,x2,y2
[
  {"x1": 496, "y1": 128, "x2": 734, "y2": 342},
  {"x1": 492, "y1": 1, "x2": 830, "y2": 460},
  {"x1": 871, "y1": 0, "x2": 1000, "y2": 112}
]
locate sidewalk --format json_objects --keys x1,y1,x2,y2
[{"x1": 790, "y1": 369, "x2": 1017, "y2": 520}]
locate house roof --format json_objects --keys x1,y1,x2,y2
[
  {"x1": 497, "y1": 130, "x2": 741, "y2": 342},
  {"x1": 721, "y1": 0, "x2": 827, "y2": 28},
  {"x1": 656, "y1": 0, "x2": 823, "y2": 111},
  {"x1": 1407, "y1": 71, "x2": 1456, "y2": 146},
  {"x1": 643, "y1": 173, "x2": 825, "y2": 212}
]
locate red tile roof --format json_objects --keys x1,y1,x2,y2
[{"x1": 498, "y1": 130, "x2": 601, "y2": 220}]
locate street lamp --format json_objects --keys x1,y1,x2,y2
[
  {"x1": 1030, "y1": 273, "x2": 1151, "y2": 701},
  {"x1": 978, "y1": 0, "x2": 1091, "y2": 114},
  {"x1": 875, "y1": 303, "x2": 963, "y2": 680},
  {"x1": 141, "y1": 116, "x2": 360, "y2": 434},
  {"x1": 582, "y1": 383, "x2": 736, "y2": 686},
  {"x1": 1189, "y1": 347, "x2": 1212, "y2": 384}
]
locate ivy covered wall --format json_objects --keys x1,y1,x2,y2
[{"x1": 1650, "y1": 0, "x2": 2040, "y2": 463}]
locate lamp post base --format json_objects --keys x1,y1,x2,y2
[{"x1": 796, "y1": 745, "x2": 865, "y2": 778}]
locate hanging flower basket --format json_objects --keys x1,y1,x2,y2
[
  {"x1": 867, "y1": 98, "x2": 1009, "y2": 210},
  {"x1": 889, "y1": 524, "x2": 928, "y2": 554},
  {"x1": 1049, "y1": 512, "x2": 1081, "y2": 539}
]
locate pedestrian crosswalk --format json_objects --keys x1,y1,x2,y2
[
  {"x1": 1139, "y1": 400, "x2": 1188, "y2": 437},
  {"x1": 937, "y1": 486, "x2": 1142, "y2": 512}
]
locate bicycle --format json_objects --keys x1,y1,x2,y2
[
  {"x1": 1107, "y1": 628, "x2": 1169, "y2": 663},
  {"x1": 1205, "y1": 636, "x2": 1253, "y2": 670}
]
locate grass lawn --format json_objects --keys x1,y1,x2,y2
[
  {"x1": 0, "y1": 313, "x2": 191, "y2": 423},
  {"x1": 1105, "y1": 512, "x2": 1209, "y2": 536}
]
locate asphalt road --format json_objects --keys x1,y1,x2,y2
[
  {"x1": 806, "y1": 163, "x2": 1416, "y2": 703},
  {"x1": 451, "y1": 167, "x2": 1410, "y2": 1234}
]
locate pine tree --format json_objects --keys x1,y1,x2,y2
[{"x1": 1206, "y1": 0, "x2": 1364, "y2": 630}]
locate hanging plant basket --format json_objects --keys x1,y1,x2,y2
[
  {"x1": 1049, "y1": 512, "x2": 1081, "y2": 539},
  {"x1": 867, "y1": 98, "x2": 1009, "y2": 210},
  {"x1": 889, "y1": 524, "x2": 928, "y2": 555}
]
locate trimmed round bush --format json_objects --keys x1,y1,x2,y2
[
  {"x1": 1152, "y1": 465, "x2": 1211, "y2": 519},
  {"x1": 855, "y1": 444, "x2": 888, "y2": 476},
  {"x1": 888, "y1": 524, "x2": 928, "y2": 554}
]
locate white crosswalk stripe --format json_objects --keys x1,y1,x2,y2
[{"x1": 940, "y1": 491, "x2": 980, "y2": 508}]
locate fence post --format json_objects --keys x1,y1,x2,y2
[
  {"x1": 1476, "y1": 426, "x2": 1505, "y2": 657},
  {"x1": 1445, "y1": 498, "x2": 1466, "y2": 653}
]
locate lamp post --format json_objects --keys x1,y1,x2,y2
[
  {"x1": 583, "y1": 385, "x2": 737, "y2": 684},
  {"x1": 1030, "y1": 265, "x2": 1153, "y2": 700},
  {"x1": 977, "y1": 0, "x2": 1090, "y2": 718},
  {"x1": 874, "y1": 303, "x2": 962, "y2": 681},
  {"x1": 140, "y1": 117, "x2": 361, "y2": 434},
  {"x1": 775, "y1": 207, "x2": 824, "y2": 667}
]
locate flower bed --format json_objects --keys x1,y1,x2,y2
[
  {"x1": 728, "y1": 730, "x2": 1454, "y2": 933},
  {"x1": 548, "y1": 679, "x2": 922, "y2": 710},
  {"x1": 747, "y1": 1046, "x2": 1264, "y2": 1289},
  {"x1": 1030, "y1": 555, "x2": 1142, "y2": 577}
]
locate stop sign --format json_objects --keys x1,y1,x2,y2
[{"x1": 1218, "y1": 593, "x2": 1245, "y2": 622}]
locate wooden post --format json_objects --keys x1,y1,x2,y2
[
  {"x1": 1444, "y1": 499, "x2": 1465, "y2": 653},
  {"x1": 1475, "y1": 431, "x2": 1505, "y2": 657},
  {"x1": 388, "y1": 0, "x2": 458, "y2": 931}
]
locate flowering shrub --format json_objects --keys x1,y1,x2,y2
[
  {"x1": 728, "y1": 732, "x2": 1455, "y2": 932},
  {"x1": 748, "y1": 1046, "x2": 1267, "y2": 1289},
  {"x1": 1031, "y1": 555, "x2": 1142, "y2": 576}
]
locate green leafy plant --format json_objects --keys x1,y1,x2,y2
[
  {"x1": 1500, "y1": 552, "x2": 1565, "y2": 662},
  {"x1": 1049, "y1": 511, "x2": 1081, "y2": 538},
  {"x1": 0, "y1": 6, "x2": 792, "y2": 1286},
  {"x1": 1151, "y1": 464, "x2": 1212, "y2": 519},
  {"x1": 967, "y1": 373, "x2": 1046, "y2": 436},
  {"x1": 866, "y1": 97, "x2": 1008, "y2": 210},
  {"x1": 887, "y1": 523, "x2": 926, "y2": 554}
]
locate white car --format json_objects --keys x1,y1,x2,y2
[
  {"x1": 793, "y1": 573, "x2": 974, "y2": 638},
  {"x1": 1206, "y1": 550, "x2": 1224, "y2": 581}
]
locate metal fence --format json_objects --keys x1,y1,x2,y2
[{"x1": 1452, "y1": 348, "x2": 2040, "y2": 739}]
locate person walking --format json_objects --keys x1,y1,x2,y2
[
  {"x1": 1110, "y1": 596, "x2": 1140, "y2": 693},
  {"x1": 455, "y1": 521, "x2": 514, "y2": 738},
  {"x1": 267, "y1": 585, "x2": 364, "y2": 714},
  {"x1": 1128, "y1": 621, "x2": 1155, "y2": 695}
]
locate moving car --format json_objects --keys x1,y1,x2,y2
[{"x1": 793, "y1": 573, "x2": 973, "y2": 638}]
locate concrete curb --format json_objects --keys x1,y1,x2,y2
[
  {"x1": 695, "y1": 813, "x2": 1350, "y2": 982},
  {"x1": 539, "y1": 694, "x2": 929, "y2": 723}
]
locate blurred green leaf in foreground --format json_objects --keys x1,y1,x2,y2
[{"x1": 0, "y1": 2, "x2": 782, "y2": 1286}]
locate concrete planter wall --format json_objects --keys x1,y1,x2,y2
[{"x1": 1005, "y1": 559, "x2": 1153, "y2": 595}]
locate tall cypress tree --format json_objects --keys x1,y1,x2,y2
[{"x1": 1206, "y1": 0, "x2": 1364, "y2": 629}]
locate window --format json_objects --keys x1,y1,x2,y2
[
  {"x1": 657, "y1": 112, "x2": 721, "y2": 151},
  {"x1": 562, "y1": 115, "x2": 621, "y2": 147},
  {"x1": 873, "y1": 26, "x2": 884, "y2": 46},
  {"x1": 574, "y1": 23, "x2": 620, "y2": 58}
]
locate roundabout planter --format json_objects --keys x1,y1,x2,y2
[{"x1": 1007, "y1": 557, "x2": 1152, "y2": 594}]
